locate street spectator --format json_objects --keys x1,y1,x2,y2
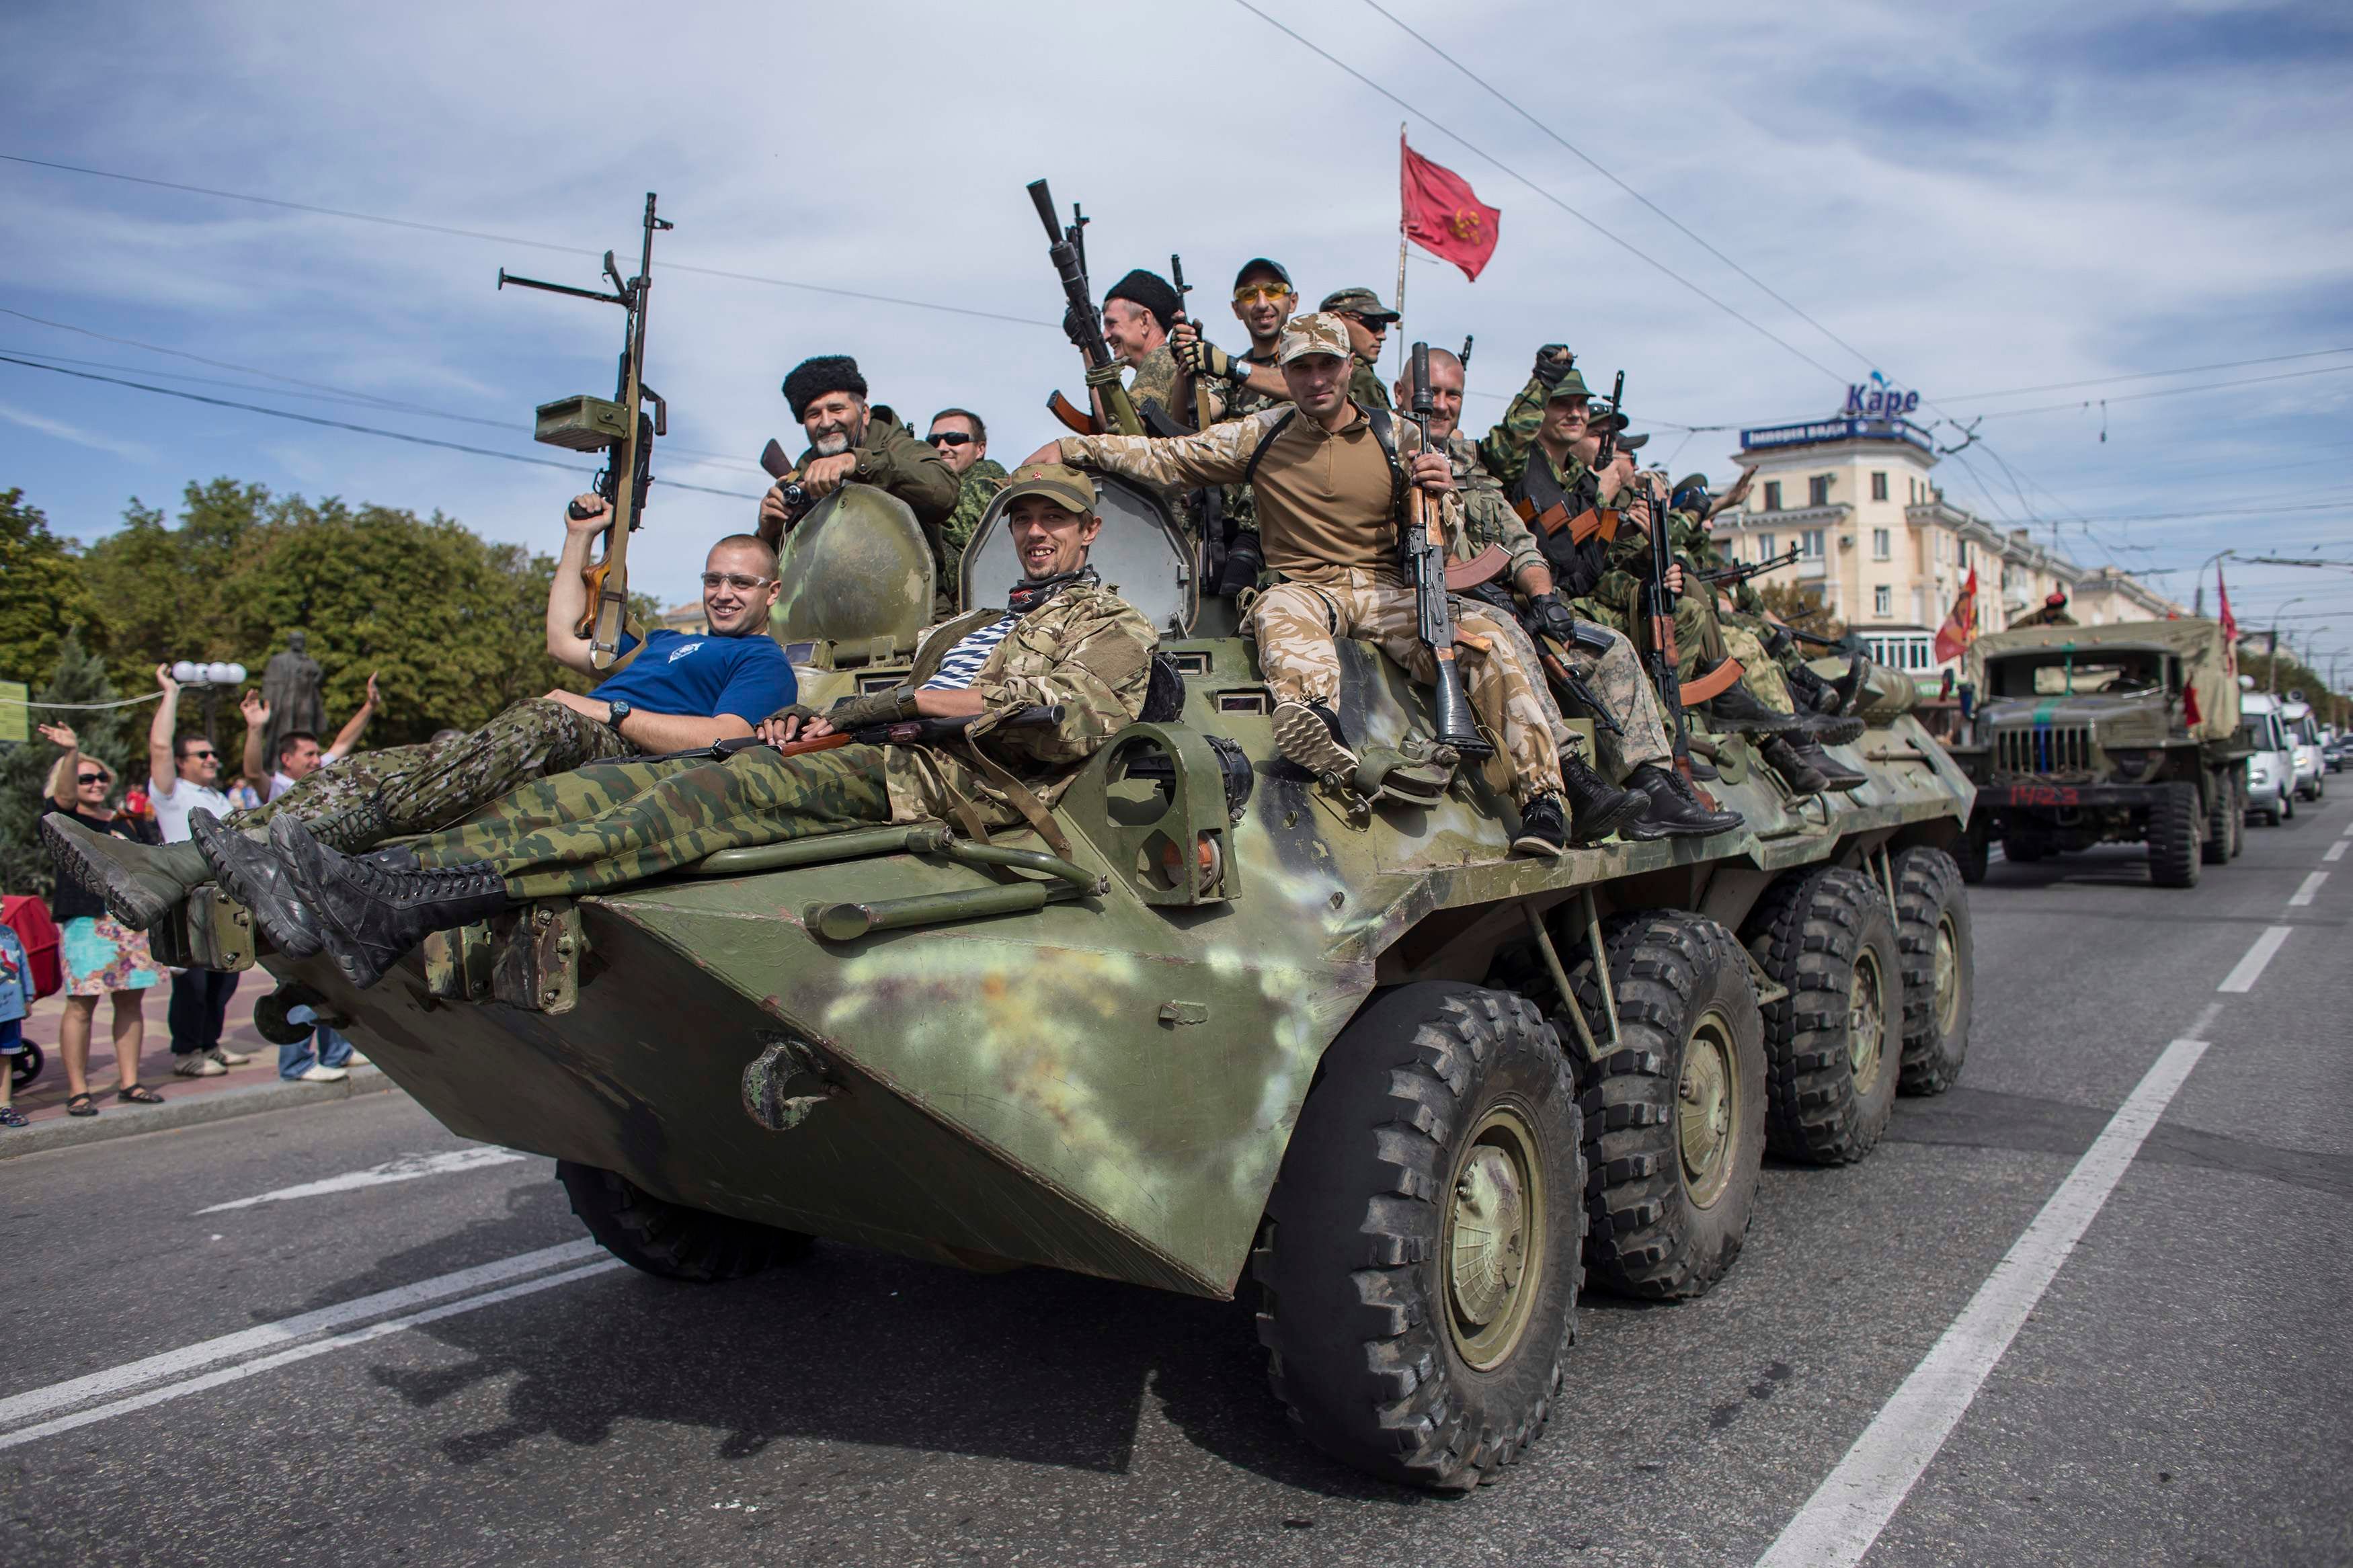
[
  {"x1": 148, "y1": 666, "x2": 251, "y2": 1079},
  {"x1": 278, "y1": 1000, "x2": 355, "y2": 1084},
  {"x1": 242, "y1": 673, "x2": 377, "y2": 802},
  {"x1": 37, "y1": 725, "x2": 164, "y2": 1115},
  {"x1": 225, "y1": 775, "x2": 264, "y2": 811},
  {"x1": 0, "y1": 917, "x2": 28, "y2": 1128}
]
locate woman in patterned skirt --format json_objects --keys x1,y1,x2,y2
[{"x1": 38, "y1": 724, "x2": 165, "y2": 1116}]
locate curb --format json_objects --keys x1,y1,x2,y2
[{"x1": 1, "y1": 1066, "x2": 398, "y2": 1160}]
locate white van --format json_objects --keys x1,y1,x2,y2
[
  {"x1": 2240, "y1": 691, "x2": 2299, "y2": 824},
  {"x1": 2280, "y1": 698, "x2": 2325, "y2": 801}
]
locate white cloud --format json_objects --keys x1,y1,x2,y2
[{"x1": 0, "y1": 399, "x2": 156, "y2": 463}]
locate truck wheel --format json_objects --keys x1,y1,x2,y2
[
  {"x1": 557, "y1": 1161, "x2": 814, "y2": 1282},
  {"x1": 1954, "y1": 818, "x2": 1989, "y2": 884},
  {"x1": 1254, "y1": 983, "x2": 1583, "y2": 1491},
  {"x1": 1568, "y1": 912, "x2": 1765, "y2": 1301},
  {"x1": 2202, "y1": 778, "x2": 2234, "y2": 865},
  {"x1": 1891, "y1": 849, "x2": 1972, "y2": 1096},
  {"x1": 1745, "y1": 868, "x2": 1902, "y2": 1164},
  {"x1": 2001, "y1": 829, "x2": 2048, "y2": 863},
  {"x1": 2147, "y1": 781, "x2": 2200, "y2": 889}
]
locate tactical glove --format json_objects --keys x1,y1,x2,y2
[
  {"x1": 1060, "y1": 304, "x2": 1096, "y2": 354},
  {"x1": 826, "y1": 686, "x2": 920, "y2": 731},
  {"x1": 1528, "y1": 591, "x2": 1578, "y2": 645},
  {"x1": 1175, "y1": 335, "x2": 1235, "y2": 382},
  {"x1": 1532, "y1": 344, "x2": 1574, "y2": 389}
]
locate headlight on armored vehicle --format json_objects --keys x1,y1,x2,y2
[{"x1": 2108, "y1": 749, "x2": 2155, "y2": 780}]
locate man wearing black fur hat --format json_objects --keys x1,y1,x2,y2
[
  {"x1": 1092, "y1": 268, "x2": 1218, "y2": 433},
  {"x1": 758, "y1": 354, "x2": 959, "y2": 552}
]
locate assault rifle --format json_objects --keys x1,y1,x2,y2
[
  {"x1": 1701, "y1": 543, "x2": 1802, "y2": 587},
  {"x1": 1617, "y1": 372, "x2": 1696, "y2": 775},
  {"x1": 1029, "y1": 179, "x2": 1143, "y2": 439},
  {"x1": 500, "y1": 192, "x2": 672, "y2": 673},
  {"x1": 655, "y1": 706, "x2": 1066, "y2": 766},
  {"x1": 1401, "y1": 341, "x2": 1492, "y2": 757},
  {"x1": 1169, "y1": 252, "x2": 1216, "y2": 433}
]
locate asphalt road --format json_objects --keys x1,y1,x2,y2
[{"x1": 5, "y1": 795, "x2": 2348, "y2": 1567}]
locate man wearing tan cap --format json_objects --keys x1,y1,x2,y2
[
  {"x1": 192, "y1": 464, "x2": 1159, "y2": 990},
  {"x1": 1028, "y1": 312, "x2": 1575, "y2": 856}
]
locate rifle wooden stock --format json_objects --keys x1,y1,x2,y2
[{"x1": 759, "y1": 438, "x2": 793, "y2": 480}]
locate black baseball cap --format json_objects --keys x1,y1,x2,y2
[{"x1": 1233, "y1": 257, "x2": 1293, "y2": 290}]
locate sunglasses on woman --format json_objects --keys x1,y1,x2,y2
[{"x1": 78, "y1": 771, "x2": 110, "y2": 785}]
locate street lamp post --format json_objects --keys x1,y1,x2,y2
[
  {"x1": 2267, "y1": 600, "x2": 2308, "y2": 694},
  {"x1": 169, "y1": 660, "x2": 247, "y2": 753},
  {"x1": 2193, "y1": 548, "x2": 2235, "y2": 620}
]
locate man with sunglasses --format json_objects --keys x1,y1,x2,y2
[
  {"x1": 46, "y1": 501, "x2": 797, "y2": 937},
  {"x1": 1168, "y1": 260, "x2": 1300, "y2": 591},
  {"x1": 143, "y1": 664, "x2": 250, "y2": 1076},
  {"x1": 928, "y1": 408, "x2": 1006, "y2": 617},
  {"x1": 1318, "y1": 286, "x2": 1400, "y2": 412}
]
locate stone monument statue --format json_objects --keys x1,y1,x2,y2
[{"x1": 260, "y1": 629, "x2": 326, "y2": 768}]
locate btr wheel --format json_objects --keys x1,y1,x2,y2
[
  {"x1": 1745, "y1": 868, "x2": 1903, "y2": 1164},
  {"x1": 557, "y1": 1162, "x2": 814, "y2": 1282},
  {"x1": 1892, "y1": 848, "x2": 1973, "y2": 1096},
  {"x1": 1566, "y1": 912, "x2": 1765, "y2": 1300},
  {"x1": 1255, "y1": 984, "x2": 1583, "y2": 1491}
]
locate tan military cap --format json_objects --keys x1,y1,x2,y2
[
  {"x1": 1277, "y1": 311, "x2": 1353, "y2": 366},
  {"x1": 998, "y1": 462, "x2": 1096, "y2": 514},
  {"x1": 1318, "y1": 286, "x2": 1398, "y2": 323}
]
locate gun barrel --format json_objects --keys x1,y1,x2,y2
[
  {"x1": 1027, "y1": 179, "x2": 1061, "y2": 241},
  {"x1": 1410, "y1": 341, "x2": 1433, "y2": 418}
]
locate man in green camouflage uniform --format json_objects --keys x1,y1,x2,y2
[
  {"x1": 758, "y1": 356, "x2": 960, "y2": 554},
  {"x1": 1170, "y1": 259, "x2": 1298, "y2": 590},
  {"x1": 926, "y1": 408, "x2": 1007, "y2": 617},
  {"x1": 1668, "y1": 472, "x2": 1864, "y2": 725},
  {"x1": 237, "y1": 464, "x2": 1159, "y2": 989},
  {"x1": 1319, "y1": 286, "x2": 1397, "y2": 411}
]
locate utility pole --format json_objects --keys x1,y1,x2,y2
[
  {"x1": 2269, "y1": 597, "x2": 2308, "y2": 694},
  {"x1": 2194, "y1": 548, "x2": 2233, "y2": 620}
]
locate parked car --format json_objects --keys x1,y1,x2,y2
[
  {"x1": 2280, "y1": 698, "x2": 2325, "y2": 801},
  {"x1": 2240, "y1": 692, "x2": 2299, "y2": 825}
]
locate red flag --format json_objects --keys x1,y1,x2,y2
[
  {"x1": 1933, "y1": 567, "x2": 1979, "y2": 665},
  {"x1": 2217, "y1": 566, "x2": 2239, "y2": 679},
  {"x1": 1402, "y1": 135, "x2": 1501, "y2": 281}
]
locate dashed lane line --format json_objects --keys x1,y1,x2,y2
[
  {"x1": 1755, "y1": 1002, "x2": 2222, "y2": 1568},
  {"x1": 2291, "y1": 872, "x2": 2331, "y2": 907},
  {"x1": 2326, "y1": 841, "x2": 2347, "y2": 863},
  {"x1": 0, "y1": 1259, "x2": 623, "y2": 1452},
  {"x1": 2219, "y1": 927, "x2": 2295, "y2": 993},
  {"x1": 0, "y1": 1239, "x2": 600, "y2": 1430},
  {"x1": 197, "y1": 1147, "x2": 529, "y2": 1213}
]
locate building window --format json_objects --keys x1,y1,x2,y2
[
  {"x1": 1871, "y1": 471, "x2": 1889, "y2": 501},
  {"x1": 1809, "y1": 474, "x2": 1833, "y2": 507},
  {"x1": 1757, "y1": 532, "x2": 1776, "y2": 559},
  {"x1": 1874, "y1": 585, "x2": 1892, "y2": 617},
  {"x1": 1763, "y1": 481, "x2": 1783, "y2": 511},
  {"x1": 1801, "y1": 529, "x2": 1825, "y2": 559},
  {"x1": 1957, "y1": 538, "x2": 1969, "y2": 569},
  {"x1": 1872, "y1": 528, "x2": 1890, "y2": 560}
]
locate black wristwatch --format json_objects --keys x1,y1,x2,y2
[{"x1": 605, "y1": 700, "x2": 632, "y2": 732}]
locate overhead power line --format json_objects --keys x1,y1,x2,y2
[
  {"x1": 0, "y1": 153, "x2": 1055, "y2": 329},
  {"x1": 1970, "y1": 362, "x2": 2353, "y2": 422},
  {"x1": 1938, "y1": 345, "x2": 2353, "y2": 403}
]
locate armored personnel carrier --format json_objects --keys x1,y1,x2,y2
[
  {"x1": 1946, "y1": 619, "x2": 2248, "y2": 887},
  {"x1": 176, "y1": 481, "x2": 1977, "y2": 1491}
]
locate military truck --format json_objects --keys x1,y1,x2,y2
[
  {"x1": 167, "y1": 481, "x2": 1977, "y2": 1492},
  {"x1": 1946, "y1": 619, "x2": 2247, "y2": 888}
]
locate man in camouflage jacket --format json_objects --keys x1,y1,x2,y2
[
  {"x1": 758, "y1": 355, "x2": 960, "y2": 553},
  {"x1": 233, "y1": 465, "x2": 1158, "y2": 989}
]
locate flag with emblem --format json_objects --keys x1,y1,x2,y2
[
  {"x1": 1933, "y1": 567, "x2": 1979, "y2": 665},
  {"x1": 1401, "y1": 134, "x2": 1501, "y2": 281},
  {"x1": 2217, "y1": 565, "x2": 2239, "y2": 677}
]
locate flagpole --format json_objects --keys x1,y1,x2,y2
[{"x1": 1394, "y1": 124, "x2": 1410, "y2": 384}]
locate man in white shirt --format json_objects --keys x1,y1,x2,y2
[
  {"x1": 242, "y1": 675, "x2": 378, "y2": 802},
  {"x1": 142, "y1": 665, "x2": 256, "y2": 1078}
]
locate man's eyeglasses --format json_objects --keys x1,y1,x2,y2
[
  {"x1": 77, "y1": 771, "x2": 109, "y2": 785},
  {"x1": 1232, "y1": 284, "x2": 1293, "y2": 304},
  {"x1": 926, "y1": 431, "x2": 975, "y2": 448},
  {"x1": 184, "y1": 749, "x2": 217, "y2": 761},
  {"x1": 701, "y1": 572, "x2": 774, "y2": 592}
]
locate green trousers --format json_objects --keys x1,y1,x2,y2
[{"x1": 411, "y1": 744, "x2": 893, "y2": 900}]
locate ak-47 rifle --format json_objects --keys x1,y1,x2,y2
[
  {"x1": 1613, "y1": 372, "x2": 1696, "y2": 775},
  {"x1": 1029, "y1": 179, "x2": 1143, "y2": 439},
  {"x1": 1169, "y1": 253, "x2": 1217, "y2": 433},
  {"x1": 1702, "y1": 543, "x2": 1802, "y2": 587},
  {"x1": 501, "y1": 192, "x2": 672, "y2": 673},
  {"x1": 1401, "y1": 341, "x2": 1492, "y2": 757},
  {"x1": 1460, "y1": 334, "x2": 1474, "y2": 370},
  {"x1": 650, "y1": 706, "x2": 1066, "y2": 767}
]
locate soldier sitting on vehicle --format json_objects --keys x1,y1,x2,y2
[
  {"x1": 46, "y1": 503, "x2": 799, "y2": 936},
  {"x1": 2011, "y1": 588, "x2": 2077, "y2": 629},
  {"x1": 1027, "y1": 311, "x2": 1578, "y2": 857},
  {"x1": 757, "y1": 355, "x2": 961, "y2": 554},
  {"x1": 198, "y1": 464, "x2": 1160, "y2": 991}
]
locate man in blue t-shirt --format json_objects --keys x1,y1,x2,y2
[{"x1": 46, "y1": 495, "x2": 799, "y2": 937}]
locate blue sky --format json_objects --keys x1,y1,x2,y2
[{"x1": 6, "y1": 0, "x2": 2349, "y2": 671}]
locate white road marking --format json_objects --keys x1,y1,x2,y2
[
  {"x1": 0, "y1": 1239, "x2": 600, "y2": 1430},
  {"x1": 2290, "y1": 872, "x2": 2328, "y2": 907},
  {"x1": 1756, "y1": 1006, "x2": 2219, "y2": 1568},
  {"x1": 0, "y1": 1259, "x2": 621, "y2": 1452},
  {"x1": 2218, "y1": 926, "x2": 2294, "y2": 993},
  {"x1": 196, "y1": 1147, "x2": 528, "y2": 1213},
  {"x1": 2325, "y1": 841, "x2": 2347, "y2": 863}
]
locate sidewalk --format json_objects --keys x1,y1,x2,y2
[{"x1": 6, "y1": 971, "x2": 393, "y2": 1151}]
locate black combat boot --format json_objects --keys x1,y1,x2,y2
[
  {"x1": 1619, "y1": 763, "x2": 1745, "y2": 839},
  {"x1": 1760, "y1": 736, "x2": 1827, "y2": 796},
  {"x1": 1702, "y1": 681, "x2": 1808, "y2": 734},
  {"x1": 272, "y1": 815, "x2": 510, "y2": 990},
  {"x1": 1786, "y1": 659, "x2": 1838, "y2": 714},
  {"x1": 1271, "y1": 698, "x2": 1359, "y2": 783},
  {"x1": 300, "y1": 798, "x2": 395, "y2": 855},
  {"x1": 1559, "y1": 753, "x2": 1646, "y2": 844},
  {"x1": 39, "y1": 814, "x2": 212, "y2": 931},
  {"x1": 1786, "y1": 733, "x2": 1867, "y2": 792},
  {"x1": 1829, "y1": 655, "x2": 1867, "y2": 714},
  {"x1": 190, "y1": 809, "x2": 323, "y2": 958},
  {"x1": 1511, "y1": 791, "x2": 1570, "y2": 857}
]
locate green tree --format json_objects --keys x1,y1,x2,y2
[
  {"x1": 0, "y1": 489, "x2": 99, "y2": 688},
  {"x1": 0, "y1": 634, "x2": 138, "y2": 898}
]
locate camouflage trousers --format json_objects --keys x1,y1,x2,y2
[
  {"x1": 237, "y1": 698, "x2": 633, "y2": 852},
  {"x1": 1579, "y1": 595, "x2": 1789, "y2": 712},
  {"x1": 411, "y1": 744, "x2": 891, "y2": 900},
  {"x1": 1248, "y1": 568, "x2": 1564, "y2": 803}
]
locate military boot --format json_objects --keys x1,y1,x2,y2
[
  {"x1": 1787, "y1": 733, "x2": 1867, "y2": 792},
  {"x1": 1619, "y1": 763, "x2": 1744, "y2": 839},
  {"x1": 1270, "y1": 699, "x2": 1359, "y2": 784},
  {"x1": 38, "y1": 815, "x2": 212, "y2": 931},
  {"x1": 298, "y1": 798, "x2": 395, "y2": 855},
  {"x1": 1702, "y1": 682, "x2": 1808, "y2": 735},
  {"x1": 1558, "y1": 753, "x2": 1646, "y2": 844},
  {"x1": 190, "y1": 809, "x2": 323, "y2": 958},
  {"x1": 1759, "y1": 736, "x2": 1827, "y2": 796},
  {"x1": 1510, "y1": 791, "x2": 1569, "y2": 858},
  {"x1": 1829, "y1": 655, "x2": 1868, "y2": 715},
  {"x1": 272, "y1": 815, "x2": 509, "y2": 990}
]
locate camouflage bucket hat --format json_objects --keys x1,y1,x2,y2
[
  {"x1": 1318, "y1": 286, "x2": 1398, "y2": 323},
  {"x1": 1277, "y1": 312, "x2": 1354, "y2": 366},
  {"x1": 1545, "y1": 366, "x2": 1595, "y2": 405},
  {"x1": 997, "y1": 462, "x2": 1096, "y2": 514}
]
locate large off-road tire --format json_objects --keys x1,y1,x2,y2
[
  {"x1": 557, "y1": 1161, "x2": 815, "y2": 1282},
  {"x1": 2227, "y1": 776, "x2": 2246, "y2": 858},
  {"x1": 2202, "y1": 774, "x2": 2235, "y2": 865},
  {"x1": 2147, "y1": 780, "x2": 2201, "y2": 889},
  {"x1": 1566, "y1": 912, "x2": 1765, "y2": 1301},
  {"x1": 1891, "y1": 848, "x2": 1972, "y2": 1096},
  {"x1": 1954, "y1": 817, "x2": 1989, "y2": 884},
  {"x1": 1254, "y1": 984, "x2": 1584, "y2": 1491},
  {"x1": 1744, "y1": 868, "x2": 1902, "y2": 1165}
]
